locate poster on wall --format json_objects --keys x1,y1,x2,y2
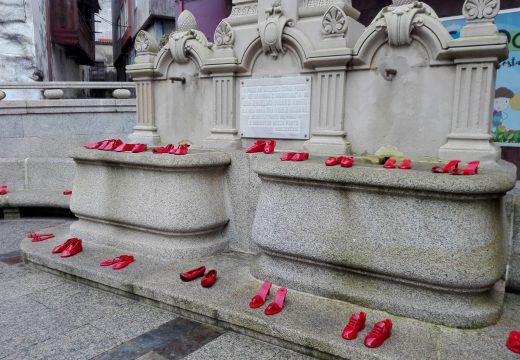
[{"x1": 443, "y1": 9, "x2": 520, "y2": 146}]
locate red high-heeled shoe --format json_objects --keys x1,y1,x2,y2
[
  {"x1": 112, "y1": 255, "x2": 134, "y2": 270},
  {"x1": 432, "y1": 160, "x2": 460, "y2": 173},
  {"x1": 264, "y1": 288, "x2": 287, "y2": 315},
  {"x1": 171, "y1": 144, "x2": 190, "y2": 155},
  {"x1": 342, "y1": 312, "x2": 366, "y2": 340},
  {"x1": 507, "y1": 331, "x2": 520, "y2": 354},
  {"x1": 59, "y1": 238, "x2": 82, "y2": 257},
  {"x1": 292, "y1": 152, "x2": 309, "y2": 161},
  {"x1": 364, "y1": 319, "x2": 392, "y2": 348},
  {"x1": 383, "y1": 159, "x2": 396, "y2": 169},
  {"x1": 0, "y1": 184, "x2": 7, "y2": 195},
  {"x1": 325, "y1": 156, "x2": 347, "y2": 166},
  {"x1": 340, "y1": 156, "x2": 354, "y2": 168},
  {"x1": 398, "y1": 159, "x2": 412, "y2": 170},
  {"x1": 52, "y1": 238, "x2": 77, "y2": 254},
  {"x1": 451, "y1": 160, "x2": 479, "y2": 175},
  {"x1": 201, "y1": 269, "x2": 217, "y2": 288},
  {"x1": 31, "y1": 233, "x2": 55, "y2": 242},
  {"x1": 281, "y1": 152, "x2": 296, "y2": 161},
  {"x1": 100, "y1": 255, "x2": 133, "y2": 267},
  {"x1": 263, "y1": 140, "x2": 276, "y2": 154},
  {"x1": 153, "y1": 144, "x2": 174, "y2": 154},
  {"x1": 131, "y1": 144, "x2": 147, "y2": 153},
  {"x1": 246, "y1": 140, "x2": 266, "y2": 153},
  {"x1": 249, "y1": 281, "x2": 272, "y2": 309},
  {"x1": 180, "y1": 266, "x2": 206, "y2": 281}
]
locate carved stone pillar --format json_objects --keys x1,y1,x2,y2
[
  {"x1": 126, "y1": 31, "x2": 161, "y2": 146},
  {"x1": 304, "y1": 69, "x2": 351, "y2": 155}
]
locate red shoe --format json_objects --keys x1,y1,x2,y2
[
  {"x1": 114, "y1": 143, "x2": 136, "y2": 152},
  {"x1": 281, "y1": 152, "x2": 296, "y2": 161},
  {"x1": 340, "y1": 156, "x2": 354, "y2": 168},
  {"x1": 84, "y1": 140, "x2": 104, "y2": 149},
  {"x1": 31, "y1": 233, "x2": 55, "y2": 242},
  {"x1": 451, "y1": 160, "x2": 479, "y2": 175},
  {"x1": 264, "y1": 288, "x2": 287, "y2": 315},
  {"x1": 27, "y1": 231, "x2": 54, "y2": 239},
  {"x1": 153, "y1": 144, "x2": 174, "y2": 154},
  {"x1": 112, "y1": 255, "x2": 134, "y2": 270},
  {"x1": 398, "y1": 159, "x2": 412, "y2": 169},
  {"x1": 383, "y1": 159, "x2": 396, "y2": 169},
  {"x1": 364, "y1": 319, "x2": 392, "y2": 348},
  {"x1": 264, "y1": 140, "x2": 276, "y2": 154},
  {"x1": 132, "y1": 144, "x2": 147, "y2": 153},
  {"x1": 171, "y1": 143, "x2": 190, "y2": 155},
  {"x1": 507, "y1": 331, "x2": 520, "y2": 354},
  {"x1": 292, "y1": 152, "x2": 309, "y2": 161},
  {"x1": 63, "y1": 190, "x2": 72, "y2": 195},
  {"x1": 201, "y1": 269, "x2": 217, "y2": 288},
  {"x1": 342, "y1": 312, "x2": 366, "y2": 340},
  {"x1": 325, "y1": 156, "x2": 347, "y2": 166},
  {"x1": 100, "y1": 255, "x2": 133, "y2": 267},
  {"x1": 246, "y1": 140, "x2": 266, "y2": 153},
  {"x1": 180, "y1": 266, "x2": 206, "y2": 281},
  {"x1": 103, "y1": 139, "x2": 123, "y2": 151},
  {"x1": 249, "y1": 281, "x2": 272, "y2": 309},
  {"x1": 432, "y1": 160, "x2": 460, "y2": 173},
  {"x1": 51, "y1": 238, "x2": 77, "y2": 254},
  {"x1": 61, "y1": 238, "x2": 82, "y2": 257},
  {"x1": 0, "y1": 184, "x2": 7, "y2": 195}
]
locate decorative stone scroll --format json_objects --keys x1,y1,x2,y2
[
  {"x1": 214, "y1": 20, "x2": 235, "y2": 48},
  {"x1": 258, "y1": 1, "x2": 294, "y2": 58},
  {"x1": 321, "y1": 5, "x2": 348, "y2": 37},
  {"x1": 463, "y1": 0, "x2": 500, "y2": 20}
]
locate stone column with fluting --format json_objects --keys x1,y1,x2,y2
[
  {"x1": 439, "y1": 0, "x2": 505, "y2": 162},
  {"x1": 126, "y1": 31, "x2": 162, "y2": 146}
]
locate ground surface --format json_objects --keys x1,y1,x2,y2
[{"x1": 0, "y1": 217, "x2": 315, "y2": 360}]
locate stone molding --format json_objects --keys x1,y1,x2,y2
[{"x1": 258, "y1": 1, "x2": 294, "y2": 58}]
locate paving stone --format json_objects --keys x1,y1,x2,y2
[{"x1": 0, "y1": 271, "x2": 64, "y2": 300}]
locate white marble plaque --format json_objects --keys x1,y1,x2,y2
[{"x1": 239, "y1": 76, "x2": 311, "y2": 139}]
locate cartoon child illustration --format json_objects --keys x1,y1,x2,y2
[{"x1": 493, "y1": 87, "x2": 514, "y2": 133}]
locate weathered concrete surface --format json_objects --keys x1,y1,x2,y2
[{"x1": 20, "y1": 222, "x2": 520, "y2": 360}]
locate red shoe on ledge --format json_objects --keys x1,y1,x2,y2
[
  {"x1": 52, "y1": 238, "x2": 82, "y2": 257},
  {"x1": 249, "y1": 281, "x2": 272, "y2": 309},
  {"x1": 264, "y1": 287, "x2": 287, "y2": 315},
  {"x1": 342, "y1": 312, "x2": 366, "y2": 340},
  {"x1": 201, "y1": 269, "x2": 217, "y2": 288},
  {"x1": 246, "y1": 140, "x2": 266, "y2": 153},
  {"x1": 180, "y1": 266, "x2": 206, "y2": 281},
  {"x1": 364, "y1": 319, "x2": 392, "y2": 348},
  {"x1": 507, "y1": 331, "x2": 520, "y2": 354},
  {"x1": 0, "y1": 184, "x2": 7, "y2": 195}
]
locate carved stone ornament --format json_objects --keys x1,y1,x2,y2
[
  {"x1": 463, "y1": 0, "x2": 500, "y2": 21},
  {"x1": 168, "y1": 10, "x2": 211, "y2": 63},
  {"x1": 214, "y1": 20, "x2": 235, "y2": 47},
  {"x1": 372, "y1": 1, "x2": 438, "y2": 47},
  {"x1": 321, "y1": 5, "x2": 348, "y2": 37},
  {"x1": 258, "y1": 1, "x2": 294, "y2": 58},
  {"x1": 230, "y1": 4, "x2": 258, "y2": 17},
  {"x1": 135, "y1": 30, "x2": 159, "y2": 54}
]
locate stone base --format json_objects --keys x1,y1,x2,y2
[
  {"x1": 439, "y1": 134, "x2": 501, "y2": 162},
  {"x1": 127, "y1": 126, "x2": 162, "y2": 146},
  {"x1": 203, "y1": 131, "x2": 242, "y2": 150},
  {"x1": 303, "y1": 132, "x2": 352, "y2": 155},
  {"x1": 251, "y1": 252, "x2": 505, "y2": 328}
]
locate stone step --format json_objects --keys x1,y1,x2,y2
[{"x1": 20, "y1": 223, "x2": 520, "y2": 360}]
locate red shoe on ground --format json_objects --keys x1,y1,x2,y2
[
  {"x1": 153, "y1": 144, "x2": 174, "y2": 154},
  {"x1": 325, "y1": 156, "x2": 347, "y2": 166},
  {"x1": 432, "y1": 160, "x2": 460, "y2": 173},
  {"x1": 31, "y1": 233, "x2": 55, "y2": 242},
  {"x1": 180, "y1": 266, "x2": 206, "y2": 281},
  {"x1": 281, "y1": 152, "x2": 296, "y2": 161},
  {"x1": 51, "y1": 238, "x2": 77, "y2": 254},
  {"x1": 131, "y1": 144, "x2": 147, "y2": 153},
  {"x1": 340, "y1": 156, "x2": 354, "y2": 168},
  {"x1": 61, "y1": 238, "x2": 82, "y2": 257},
  {"x1": 249, "y1": 281, "x2": 272, "y2": 309},
  {"x1": 114, "y1": 143, "x2": 136, "y2": 152},
  {"x1": 201, "y1": 269, "x2": 217, "y2": 288},
  {"x1": 342, "y1": 312, "x2": 366, "y2": 340},
  {"x1": 246, "y1": 140, "x2": 266, "y2": 153},
  {"x1": 112, "y1": 255, "x2": 134, "y2": 270},
  {"x1": 102, "y1": 139, "x2": 123, "y2": 151},
  {"x1": 451, "y1": 160, "x2": 479, "y2": 175},
  {"x1": 264, "y1": 288, "x2": 287, "y2": 315},
  {"x1": 171, "y1": 143, "x2": 190, "y2": 155},
  {"x1": 398, "y1": 159, "x2": 412, "y2": 170},
  {"x1": 0, "y1": 184, "x2": 7, "y2": 195},
  {"x1": 364, "y1": 319, "x2": 393, "y2": 348},
  {"x1": 100, "y1": 255, "x2": 133, "y2": 267},
  {"x1": 383, "y1": 159, "x2": 396, "y2": 169},
  {"x1": 63, "y1": 190, "x2": 72, "y2": 195},
  {"x1": 507, "y1": 331, "x2": 520, "y2": 353},
  {"x1": 263, "y1": 140, "x2": 276, "y2": 154},
  {"x1": 291, "y1": 152, "x2": 309, "y2": 161},
  {"x1": 84, "y1": 140, "x2": 104, "y2": 149}
]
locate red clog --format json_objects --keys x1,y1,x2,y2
[
  {"x1": 201, "y1": 269, "x2": 217, "y2": 288},
  {"x1": 281, "y1": 152, "x2": 296, "y2": 161},
  {"x1": 507, "y1": 331, "x2": 520, "y2": 354},
  {"x1": 171, "y1": 143, "x2": 190, "y2": 155},
  {"x1": 63, "y1": 190, "x2": 72, "y2": 195},
  {"x1": 340, "y1": 156, "x2": 354, "y2": 168},
  {"x1": 398, "y1": 159, "x2": 412, "y2": 170},
  {"x1": 364, "y1": 319, "x2": 393, "y2": 348},
  {"x1": 61, "y1": 238, "x2": 82, "y2": 257},
  {"x1": 100, "y1": 255, "x2": 133, "y2": 267},
  {"x1": 264, "y1": 287, "x2": 287, "y2": 316},
  {"x1": 383, "y1": 159, "x2": 396, "y2": 169},
  {"x1": 263, "y1": 140, "x2": 276, "y2": 154},
  {"x1": 342, "y1": 312, "x2": 366, "y2": 340},
  {"x1": 180, "y1": 266, "x2": 206, "y2": 281},
  {"x1": 246, "y1": 140, "x2": 266, "y2": 153},
  {"x1": 451, "y1": 160, "x2": 479, "y2": 175},
  {"x1": 112, "y1": 255, "x2": 134, "y2": 270},
  {"x1": 249, "y1": 281, "x2": 272, "y2": 309},
  {"x1": 153, "y1": 144, "x2": 175, "y2": 154},
  {"x1": 0, "y1": 184, "x2": 7, "y2": 195},
  {"x1": 432, "y1": 160, "x2": 460, "y2": 173},
  {"x1": 131, "y1": 144, "x2": 147, "y2": 153},
  {"x1": 51, "y1": 238, "x2": 77, "y2": 254},
  {"x1": 291, "y1": 152, "x2": 309, "y2": 161}
]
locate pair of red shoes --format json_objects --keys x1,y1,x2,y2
[
  {"x1": 342, "y1": 312, "x2": 393, "y2": 348},
  {"x1": 508, "y1": 331, "x2": 520, "y2": 353},
  {"x1": 246, "y1": 140, "x2": 276, "y2": 154},
  {"x1": 51, "y1": 238, "x2": 82, "y2": 257},
  {"x1": 325, "y1": 156, "x2": 354, "y2": 167},
  {"x1": 281, "y1": 152, "x2": 309, "y2": 161},
  {"x1": 153, "y1": 143, "x2": 190, "y2": 155},
  {"x1": 84, "y1": 139, "x2": 147, "y2": 153},
  {"x1": 383, "y1": 159, "x2": 412, "y2": 169},
  {"x1": 180, "y1": 266, "x2": 217, "y2": 288},
  {"x1": 100, "y1": 255, "x2": 134, "y2": 270},
  {"x1": 249, "y1": 281, "x2": 287, "y2": 316},
  {"x1": 27, "y1": 231, "x2": 55, "y2": 242},
  {"x1": 0, "y1": 184, "x2": 7, "y2": 195},
  {"x1": 432, "y1": 160, "x2": 479, "y2": 175}
]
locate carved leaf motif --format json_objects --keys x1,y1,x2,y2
[
  {"x1": 322, "y1": 5, "x2": 347, "y2": 36},
  {"x1": 135, "y1": 31, "x2": 150, "y2": 52},
  {"x1": 214, "y1": 21, "x2": 234, "y2": 47},
  {"x1": 463, "y1": 0, "x2": 500, "y2": 20}
]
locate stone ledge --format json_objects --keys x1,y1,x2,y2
[
  {"x1": 0, "y1": 190, "x2": 71, "y2": 209},
  {"x1": 20, "y1": 223, "x2": 520, "y2": 360}
]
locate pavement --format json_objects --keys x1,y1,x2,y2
[{"x1": 0, "y1": 217, "x2": 316, "y2": 360}]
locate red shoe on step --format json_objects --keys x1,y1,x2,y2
[
  {"x1": 249, "y1": 281, "x2": 272, "y2": 309},
  {"x1": 180, "y1": 266, "x2": 206, "y2": 281},
  {"x1": 201, "y1": 269, "x2": 217, "y2": 288},
  {"x1": 364, "y1": 319, "x2": 393, "y2": 348},
  {"x1": 342, "y1": 312, "x2": 366, "y2": 340},
  {"x1": 246, "y1": 140, "x2": 266, "y2": 153},
  {"x1": 264, "y1": 288, "x2": 287, "y2": 316},
  {"x1": 263, "y1": 140, "x2": 276, "y2": 154}
]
